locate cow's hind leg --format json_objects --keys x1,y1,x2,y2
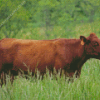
[
  {"x1": 0, "y1": 71, "x2": 7, "y2": 86},
  {"x1": 0, "y1": 64, "x2": 13, "y2": 86},
  {"x1": 0, "y1": 63, "x2": 6, "y2": 86}
]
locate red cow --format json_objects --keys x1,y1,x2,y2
[{"x1": 0, "y1": 33, "x2": 100, "y2": 85}]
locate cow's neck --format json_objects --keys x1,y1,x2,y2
[{"x1": 71, "y1": 39, "x2": 89, "y2": 69}]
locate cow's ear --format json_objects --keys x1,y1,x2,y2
[{"x1": 80, "y1": 36, "x2": 87, "y2": 45}]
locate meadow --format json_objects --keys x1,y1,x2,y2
[
  {"x1": 0, "y1": 59, "x2": 100, "y2": 100},
  {"x1": 0, "y1": 20, "x2": 100, "y2": 100},
  {"x1": 0, "y1": 0, "x2": 100, "y2": 99}
]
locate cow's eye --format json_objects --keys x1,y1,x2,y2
[{"x1": 93, "y1": 42, "x2": 99, "y2": 46}]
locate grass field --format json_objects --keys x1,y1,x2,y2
[
  {"x1": 0, "y1": 20, "x2": 100, "y2": 100},
  {"x1": 0, "y1": 59, "x2": 100, "y2": 100}
]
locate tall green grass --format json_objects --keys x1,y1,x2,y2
[
  {"x1": 0, "y1": 59, "x2": 100, "y2": 100},
  {"x1": 0, "y1": 19, "x2": 100, "y2": 100}
]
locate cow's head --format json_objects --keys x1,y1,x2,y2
[{"x1": 80, "y1": 33, "x2": 100, "y2": 59}]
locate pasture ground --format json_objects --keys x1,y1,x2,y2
[
  {"x1": 0, "y1": 20, "x2": 100, "y2": 100},
  {"x1": 0, "y1": 59, "x2": 100, "y2": 100}
]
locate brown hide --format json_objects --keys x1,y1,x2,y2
[{"x1": 0, "y1": 33, "x2": 100, "y2": 83}]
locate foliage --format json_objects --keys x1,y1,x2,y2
[{"x1": 0, "y1": 0, "x2": 100, "y2": 38}]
